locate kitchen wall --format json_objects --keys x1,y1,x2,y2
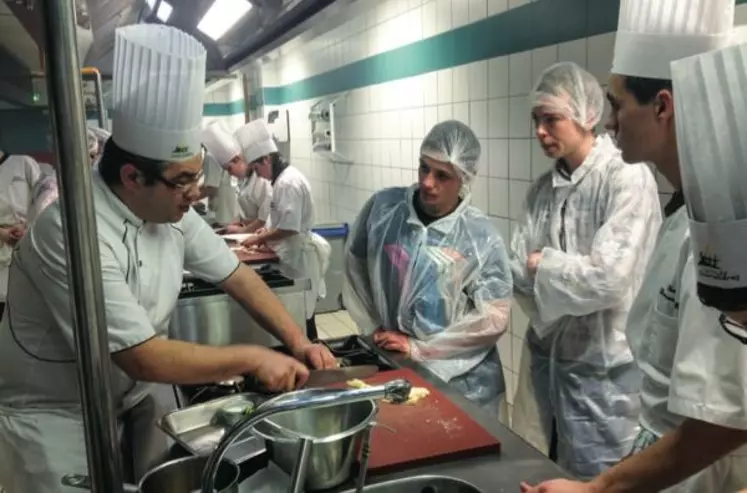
[{"x1": 258, "y1": 0, "x2": 747, "y2": 413}]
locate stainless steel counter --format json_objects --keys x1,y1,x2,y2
[
  {"x1": 189, "y1": 340, "x2": 571, "y2": 492},
  {"x1": 169, "y1": 262, "x2": 312, "y2": 348}
]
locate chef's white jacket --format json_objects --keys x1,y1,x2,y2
[
  {"x1": 237, "y1": 172, "x2": 272, "y2": 223},
  {"x1": 627, "y1": 205, "x2": 747, "y2": 492},
  {"x1": 0, "y1": 154, "x2": 43, "y2": 301},
  {"x1": 0, "y1": 170, "x2": 240, "y2": 410}
]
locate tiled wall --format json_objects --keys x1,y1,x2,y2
[{"x1": 258, "y1": 0, "x2": 747, "y2": 408}]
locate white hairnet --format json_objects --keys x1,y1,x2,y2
[
  {"x1": 86, "y1": 126, "x2": 111, "y2": 157},
  {"x1": 531, "y1": 62, "x2": 605, "y2": 130},
  {"x1": 420, "y1": 120, "x2": 481, "y2": 183}
]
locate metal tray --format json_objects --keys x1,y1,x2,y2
[{"x1": 158, "y1": 393, "x2": 268, "y2": 462}]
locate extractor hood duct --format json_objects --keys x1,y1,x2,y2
[{"x1": 222, "y1": 0, "x2": 336, "y2": 71}]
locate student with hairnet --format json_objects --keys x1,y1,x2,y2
[
  {"x1": 343, "y1": 120, "x2": 513, "y2": 417},
  {"x1": 509, "y1": 62, "x2": 661, "y2": 479},
  {"x1": 27, "y1": 126, "x2": 110, "y2": 225}
]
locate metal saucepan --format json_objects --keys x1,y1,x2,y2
[{"x1": 62, "y1": 455, "x2": 240, "y2": 493}]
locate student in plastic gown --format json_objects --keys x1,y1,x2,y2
[
  {"x1": 521, "y1": 1, "x2": 747, "y2": 492},
  {"x1": 509, "y1": 62, "x2": 661, "y2": 480},
  {"x1": 0, "y1": 143, "x2": 45, "y2": 318},
  {"x1": 343, "y1": 120, "x2": 513, "y2": 419},
  {"x1": 239, "y1": 119, "x2": 330, "y2": 341},
  {"x1": 27, "y1": 126, "x2": 109, "y2": 225},
  {"x1": 0, "y1": 25, "x2": 335, "y2": 493}
]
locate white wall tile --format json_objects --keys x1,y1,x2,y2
[
  {"x1": 488, "y1": 178, "x2": 509, "y2": 217},
  {"x1": 424, "y1": 105, "x2": 439, "y2": 133},
  {"x1": 435, "y1": 0, "x2": 453, "y2": 34},
  {"x1": 509, "y1": 139, "x2": 532, "y2": 181},
  {"x1": 423, "y1": 71, "x2": 439, "y2": 106},
  {"x1": 509, "y1": 96, "x2": 531, "y2": 138},
  {"x1": 422, "y1": 0, "x2": 438, "y2": 39},
  {"x1": 488, "y1": 56, "x2": 510, "y2": 98},
  {"x1": 587, "y1": 32, "x2": 616, "y2": 83},
  {"x1": 508, "y1": 0, "x2": 530, "y2": 8},
  {"x1": 453, "y1": 102, "x2": 470, "y2": 125},
  {"x1": 558, "y1": 39, "x2": 587, "y2": 69},
  {"x1": 452, "y1": 0, "x2": 471, "y2": 28},
  {"x1": 468, "y1": 60, "x2": 489, "y2": 101},
  {"x1": 468, "y1": 0, "x2": 488, "y2": 23},
  {"x1": 470, "y1": 100, "x2": 489, "y2": 139},
  {"x1": 438, "y1": 103, "x2": 454, "y2": 121},
  {"x1": 453, "y1": 64, "x2": 471, "y2": 102},
  {"x1": 471, "y1": 178, "x2": 489, "y2": 212},
  {"x1": 488, "y1": 98, "x2": 510, "y2": 138},
  {"x1": 531, "y1": 45, "x2": 559, "y2": 83},
  {"x1": 508, "y1": 51, "x2": 532, "y2": 96},
  {"x1": 487, "y1": 0, "x2": 508, "y2": 17},
  {"x1": 437, "y1": 69, "x2": 454, "y2": 104},
  {"x1": 487, "y1": 139, "x2": 509, "y2": 178}
]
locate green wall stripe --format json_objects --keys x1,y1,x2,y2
[
  {"x1": 262, "y1": 0, "x2": 620, "y2": 105},
  {"x1": 84, "y1": 100, "x2": 245, "y2": 120},
  {"x1": 262, "y1": 0, "x2": 747, "y2": 105}
]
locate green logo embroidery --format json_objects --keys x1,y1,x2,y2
[{"x1": 172, "y1": 144, "x2": 190, "y2": 156}]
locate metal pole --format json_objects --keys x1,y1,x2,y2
[
  {"x1": 93, "y1": 71, "x2": 107, "y2": 130},
  {"x1": 38, "y1": 1, "x2": 124, "y2": 492}
]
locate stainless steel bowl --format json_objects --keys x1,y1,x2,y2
[
  {"x1": 252, "y1": 399, "x2": 378, "y2": 491},
  {"x1": 138, "y1": 455, "x2": 240, "y2": 493}
]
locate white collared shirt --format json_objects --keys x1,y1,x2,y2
[{"x1": 0, "y1": 171, "x2": 239, "y2": 410}]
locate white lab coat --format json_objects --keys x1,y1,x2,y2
[
  {"x1": 267, "y1": 165, "x2": 330, "y2": 320},
  {"x1": 0, "y1": 154, "x2": 43, "y2": 302},
  {"x1": 237, "y1": 172, "x2": 272, "y2": 224},
  {"x1": 626, "y1": 204, "x2": 747, "y2": 493},
  {"x1": 0, "y1": 171, "x2": 240, "y2": 493}
]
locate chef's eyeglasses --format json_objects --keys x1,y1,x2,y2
[{"x1": 155, "y1": 169, "x2": 204, "y2": 191}]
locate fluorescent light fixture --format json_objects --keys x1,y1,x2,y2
[
  {"x1": 145, "y1": 0, "x2": 173, "y2": 22},
  {"x1": 197, "y1": 0, "x2": 252, "y2": 40}
]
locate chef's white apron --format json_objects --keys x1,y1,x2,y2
[{"x1": 270, "y1": 232, "x2": 330, "y2": 320}]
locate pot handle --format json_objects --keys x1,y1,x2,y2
[{"x1": 61, "y1": 473, "x2": 139, "y2": 493}]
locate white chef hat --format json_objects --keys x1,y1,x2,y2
[
  {"x1": 234, "y1": 119, "x2": 278, "y2": 163},
  {"x1": 612, "y1": 0, "x2": 736, "y2": 80},
  {"x1": 111, "y1": 24, "x2": 206, "y2": 162},
  {"x1": 202, "y1": 121, "x2": 241, "y2": 168},
  {"x1": 672, "y1": 41, "x2": 747, "y2": 311}
]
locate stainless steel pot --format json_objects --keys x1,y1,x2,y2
[
  {"x1": 62, "y1": 455, "x2": 240, "y2": 493},
  {"x1": 252, "y1": 399, "x2": 377, "y2": 491}
]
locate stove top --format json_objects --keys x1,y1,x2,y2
[
  {"x1": 180, "y1": 264, "x2": 293, "y2": 299},
  {"x1": 176, "y1": 335, "x2": 398, "y2": 407}
]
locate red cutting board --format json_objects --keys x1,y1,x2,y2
[{"x1": 354, "y1": 368, "x2": 501, "y2": 474}]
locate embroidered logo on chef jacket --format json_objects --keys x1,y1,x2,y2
[
  {"x1": 720, "y1": 314, "x2": 747, "y2": 345},
  {"x1": 697, "y1": 245, "x2": 740, "y2": 283}
]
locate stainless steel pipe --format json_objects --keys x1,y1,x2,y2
[{"x1": 38, "y1": 0, "x2": 123, "y2": 492}]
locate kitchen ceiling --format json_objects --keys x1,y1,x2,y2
[{"x1": 0, "y1": 0, "x2": 366, "y2": 108}]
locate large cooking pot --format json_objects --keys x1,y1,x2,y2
[{"x1": 62, "y1": 455, "x2": 240, "y2": 492}]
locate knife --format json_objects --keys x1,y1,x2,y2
[{"x1": 305, "y1": 365, "x2": 379, "y2": 388}]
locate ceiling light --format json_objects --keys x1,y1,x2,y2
[
  {"x1": 145, "y1": 0, "x2": 173, "y2": 23},
  {"x1": 197, "y1": 0, "x2": 252, "y2": 40}
]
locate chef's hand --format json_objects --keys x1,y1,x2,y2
[
  {"x1": 242, "y1": 234, "x2": 262, "y2": 248},
  {"x1": 222, "y1": 223, "x2": 246, "y2": 234},
  {"x1": 0, "y1": 224, "x2": 25, "y2": 246},
  {"x1": 520, "y1": 479, "x2": 596, "y2": 493},
  {"x1": 527, "y1": 251, "x2": 543, "y2": 277},
  {"x1": 293, "y1": 342, "x2": 337, "y2": 370},
  {"x1": 252, "y1": 347, "x2": 310, "y2": 391},
  {"x1": 373, "y1": 329, "x2": 411, "y2": 357}
]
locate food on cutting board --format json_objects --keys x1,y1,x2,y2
[{"x1": 347, "y1": 379, "x2": 430, "y2": 404}]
